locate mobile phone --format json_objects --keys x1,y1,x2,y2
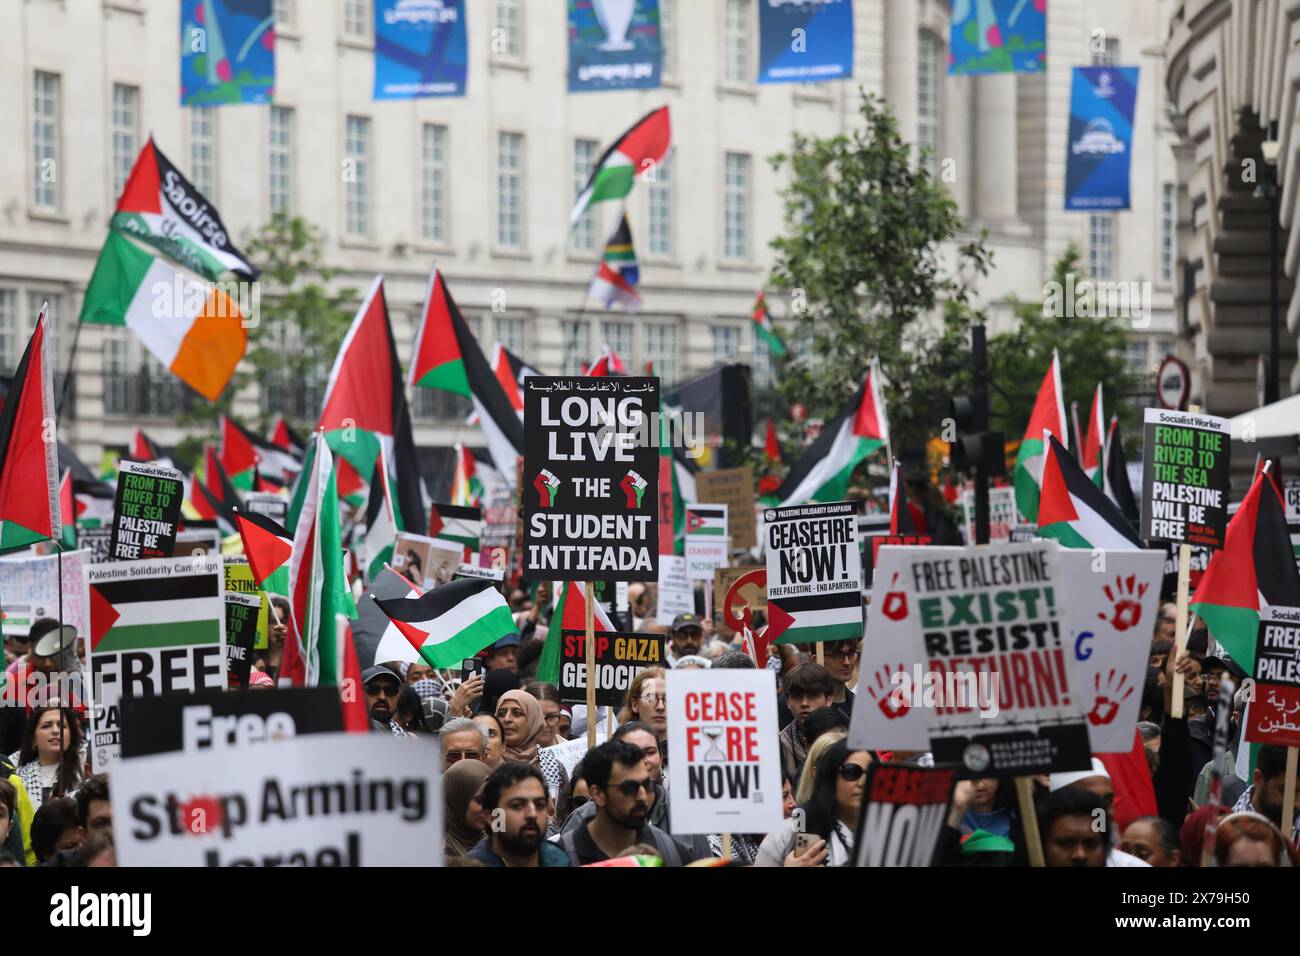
[
  {"x1": 461, "y1": 658, "x2": 484, "y2": 681},
  {"x1": 793, "y1": 832, "x2": 820, "y2": 858}
]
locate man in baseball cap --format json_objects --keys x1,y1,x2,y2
[
  {"x1": 362, "y1": 665, "x2": 403, "y2": 730},
  {"x1": 666, "y1": 613, "x2": 704, "y2": 668},
  {"x1": 481, "y1": 632, "x2": 520, "y2": 675}
]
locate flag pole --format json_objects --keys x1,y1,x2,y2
[
  {"x1": 1170, "y1": 402, "x2": 1202, "y2": 719},
  {"x1": 585, "y1": 580, "x2": 597, "y2": 750},
  {"x1": 1015, "y1": 776, "x2": 1045, "y2": 866},
  {"x1": 1284, "y1": 748, "x2": 1298, "y2": 845}
]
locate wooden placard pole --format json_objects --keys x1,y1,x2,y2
[
  {"x1": 1169, "y1": 402, "x2": 1201, "y2": 720},
  {"x1": 1284, "y1": 747, "x2": 1298, "y2": 844},
  {"x1": 1015, "y1": 777, "x2": 1045, "y2": 867},
  {"x1": 585, "y1": 580, "x2": 597, "y2": 751},
  {"x1": 721, "y1": 832, "x2": 732, "y2": 861},
  {"x1": 816, "y1": 643, "x2": 824, "y2": 666}
]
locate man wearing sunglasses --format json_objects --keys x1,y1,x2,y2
[
  {"x1": 363, "y1": 666, "x2": 405, "y2": 734},
  {"x1": 552, "y1": 740, "x2": 698, "y2": 866}
]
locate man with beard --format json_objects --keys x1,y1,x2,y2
[
  {"x1": 664, "y1": 614, "x2": 704, "y2": 668},
  {"x1": 1232, "y1": 744, "x2": 1300, "y2": 832},
  {"x1": 1039, "y1": 787, "x2": 1108, "y2": 867},
  {"x1": 553, "y1": 740, "x2": 697, "y2": 866},
  {"x1": 362, "y1": 666, "x2": 405, "y2": 734},
  {"x1": 468, "y1": 763, "x2": 570, "y2": 867}
]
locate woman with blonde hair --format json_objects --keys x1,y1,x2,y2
[
  {"x1": 618, "y1": 667, "x2": 668, "y2": 767},
  {"x1": 796, "y1": 730, "x2": 848, "y2": 804}
]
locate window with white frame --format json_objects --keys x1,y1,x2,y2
[
  {"x1": 1089, "y1": 214, "x2": 1115, "y2": 279},
  {"x1": 647, "y1": 154, "x2": 673, "y2": 257},
  {"x1": 712, "y1": 325, "x2": 742, "y2": 364},
  {"x1": 190, "y1": 107, "x2": 217, "y2": 199},
  {"x1": 345, "y1": 115, "x2": 370, "y2": 237},
  {"x1": 660, "y1": 0, "x2": 676, "y2": 79},
  {"x1": 1092, "y1": 37, "x2": 1119, "y2": 67},
  {"x1": 601, "y1": 320, "x2": 634, "y2": 364},
  {"x1": 495, "y1": 0, "x2": 523, "y2": 59},
  {"x1": 269, "y1": 105, "x2": 294, "y2": 216},
  {"x1": 495, "y1": 316, "x2": 527, "y2": 357},
  {"x1": 561, "y1": 319, "x2": 590, "y2": 375},
  {"x1": 111, "y1": 84, "x2": 138, "y2": 201},
  {"x1": 1125, "y1": 339, "x2": 1149, "y2": 376},
  {"x1": 752, "y1": 335, "x2": 774, "y2": 388},
  {"x1": 0, "y1": 289, "x2": 19, "y2": 374},
  {"x1": 1161, "y1": 183, "x2": 1175, "y2": 282},
  {"x1": 723, "y1": 152, "x2": 751, "y2": 260},
  {"x1": 917, "y1": 31, "x2": 943, "y2": 175},
  {"x1": 421, "y1": 123, "x2": 448, "y2": 243},
  {"x1": 33, "y1": 72, "x2": 60, "y2": 210},
  {"x1": 724, "y1": 0, "x2": 750, "y2": 83},
  {"x1": 497, "y1": 132, "x2": 524, "y2": 249},
  {"x1": 573, "y1": 139, "x2": 599, "y2": 252},
  {"x1": 343, "y1": 0, "x2": 371, "y2": 39},
  {"x1": 644, "y1": 323, "x2": 678, "y2": 386}
]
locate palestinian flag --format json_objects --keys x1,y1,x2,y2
[
  {"x1": 220, "y1": 415, "x2": 259, "y2": 490},
  {"x1": 1104, "y1": 416, "x2": 1140, "y2": 527},
  {"x1": 58, "y1": 444, "x2": 116, "y2": 531},
  {"x1": 1036, "y1": 434, "x2": 1141, "y2": 550},
  {"x1": 352, "y1": 567, "x2": 424, "y2": 669},
  {"x1": 409, "y1": 269, "x2": 524, "y2": 482},
  {"x1": 570, "y1": 106, "x2": 672, "y2": 228},
  {"x1": 317, "y1": 276, "x2": 425, "y2": 533},
  {"x1": 0, "y1": 307, "x2": 60, "y2": 554},
  {"x1": 888, "y1": 462, "x2": 919, "y2": 535},
  {"x1": 110, "y1": 138, "x2": 258, "y2": 280},
  {"x1": 535, "y1": 581, "x2": 616, "y2": 684},
  {"x1": 233, "y1": 509, "x2": 293, "y2": 587},
  {"x1": 764, "y1": 419, "x2": 783, "y2": 464},
  {"x1": 337, "y1": 615, "x2": 370, "y2": 733},
  {"x1": 281, "y1": 434, "x2": 354, "y2": 687},
  {"x1": 427, "y1": 503, "x2": 482, "y2": 559},
  {"x1": 1081, "y1": 384, "x2": 1105, "y2": 488},
  {"x1": 499, "y1": 344, "x2": 542, "y2": 386},
  {"x1": 774, "y1": 363, "x2": 889, "y2": 507},
  {"x1": 359, "y1": 444, "x2": 398, "y2": 582},
  {"x1": 1190, "y1": 468, "x2": 1300, "y2": 671},
  {"x1": 686, "y1": 506, "x2": 726, "y2": 536},
  {"x1": 272, "y1": 415, "x2": 306, "y2": 456},
  {"x1": 88, "y1": 563, "x2": 222, "y2": 653},
  {"x1": 58, "y1": 469, "x2": 77, "y2": 549},
  {"x1": 374, "y1": 577, "x2": 517, "y2": 669},
  {"x1": 191, "y1": 445, "x2": 242, "y2": 532},
  {"x1": 752, "y1": 292, "x2": 787, "y2": 358},
  {"x1": 451, "y1": 442, "x2": 482, "y2": 507},
  {"x1": 587, "y1": 215, "x2": 641, "y2": 312},
  {"x1": 1013, "y1": 350, "x2": 1067, "y2": 524},
  {"x1": 658, "y1": 413, "x2": 697, "y2": 555},
  {"x1": 588, "y1": 346, "x2": 629, "y2": 378},
  {"x1": 79, "y1": 232, "x2": 246, "y2": 401},
  {"x1": 129, "y1": 428, "x2": 165, "y2": 464},
  {"x1": 491, "y1": 344, "x2": 525, "y2": 417}
]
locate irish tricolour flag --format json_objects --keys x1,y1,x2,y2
[
  {"x1": 773, "y1": 363, "x2": 889, "y2": 507},
  {"x1": 1014, "y1": 350, "x2": 1067, "y2": 523},
  {"x1": 570, "y1": 107, "x2": 672, "y2": 227},
  {"x1": 374, "y1": 578, "x2": 517, "y2": 669},
  {"x1": 1036, "y1": 434, "x2": 1140, "y2": 550}
]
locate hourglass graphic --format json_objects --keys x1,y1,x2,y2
[{"x1": 702, "y1": 726, "x2": 726, "y2": 761}]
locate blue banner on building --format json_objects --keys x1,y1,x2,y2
[
  {"x1": 180, "y1": 0, "x2": 275, "y2": 105},
  {"x1": 949, "y1": 0, "x2": 1047, "y2": 75},
  {"x1": 374, "y1": 0, "x2": 467, "y2": 99},
  {"x1": 1065, "y1": 66, "x2": 1139, "y2": 211},
  {"x1": 568, "y1": 0, "x2": 661, "y2": 93},
  {"x1": 758, "y1": 0, "x2": 853, "y2": 84}
]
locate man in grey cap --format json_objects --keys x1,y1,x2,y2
[
  {"x1": 481, "y1": 632, "x2": 520, "y2": 675},
  {"x1": 665, "y1": 613, "x2": 704, "y2": 668},
  {"x1": 362, "y1": 665, "x2": 406, "y2": 734}
]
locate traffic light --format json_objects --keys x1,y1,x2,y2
[{"x1": 948, "y1": 392, "x2": 1004, "y2": 477}]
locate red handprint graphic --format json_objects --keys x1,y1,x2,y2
[
  {"x1": 880, "y1": 573, "x2": 908, "y2": 622},
  {"x1": 864, "y1": 664, "x2": 910, "y2": 720},
  {"x1": 1086, "y1": 669, "x2": 1135, "y2": 726},
  {"x1": 1097, "y1": 574, "x2": 1148, "y2": 632}
]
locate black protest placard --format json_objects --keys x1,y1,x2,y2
[
  {"x1": 1245, "y1": 605, "x2": 1300, "y2": 748},
  {"x1": 108, "y1": 461, "x2": 184, "y2": 560},
  {"x1": 522, "y1": 376, "x2": 659, "y2": 581},
  {"x1": 119, "y1": 686, "x2": 343, "y2": 759},
  {"x1": 853, "y1": 764, "x2": 958, "y2": 867},
  {"x1": 558, "y1": 628, "x2": 665, "y2": 707},
  {"x1": 224, "y1": 591, "x2": 261, "y2": 689},
  {"x1": 1140, "y1": 408, "x2": 1231, "y2": 549}
]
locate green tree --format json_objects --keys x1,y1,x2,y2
[{"x1": 177, "y1": 215, "x2": 356, "y2": 443}]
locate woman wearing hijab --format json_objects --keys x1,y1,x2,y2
[
  {"x1": 496, "y1": 690, "x2": 570, "y2": 830},
  {"x1": 443, "y1": 759, "x2": 492, "y2": 860}
]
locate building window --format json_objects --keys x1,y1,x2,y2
[
  {"x1": 644, "y1": 323, "x2": 678, "y2": 386},
  {"x1": 712, "y1": 325, "x2": 741, "y2": 364},
  {"x1": 601, "y1": 320, "x2": 634, "y2": 364},
  {"x1": 269, "y1": 105, "x2": 294, "y2": 216},
  {"x1": 0, "y1": 289, "x2": 19, "y2": 374},
  {"x1": 273, "y1": 0, "x2": 293, "y2": 28},
  {"x1": 752, "y1": 336, "x2": 774, "y2": 388},
  {"x1": 33, "y1": 72, "x2": 60, "y2": 210},
  {"x1": 1089, "y1": 214, "x2": 1115, "y2": 279},
  {"x1": 190, "y1": 107, "x2": 217, "y2": 199},
  {"x1": 345, "y1": 115, "x2": 370, "y2": 237},
  {"x1": 497, "y1": 131, "x2": 524, "y2": 249},
  {"x1": 660, "y1": 0, "x2": 676, "y2": 80},
  {"x1": 723, "y1": 152, "x2": 751, "y2": 261},
  {"x1": 343, "y1": 0, "x2": 371, "y2": 39},
  {"x1": 1093, "y1": 37, "x2": 1119, "y2": 67},
  {"x1": 111, "y1": 84, "x2": 139, "y2": 201},
  {"x1": 495, "y1": 316, "x2": 527, "y2": 357},
  {"x1": 647, "y1": 154, "x2": 673, "y2": 257},
  {"x1": 1161, "y1": 183, "x2": 1175, "y2": 282},
  {"x1": 573, "y1": 139, "x2": 599, "y2": 252},
  {"x1": 1125, "y1": 339, "x2": 1149, "y2": 376},
  {"x1": 561, "y1": 318, "x2": 590, "y2": 375},
  {"x1": 724, "y1": 0, "x2": 750, "y2": 83},
  {"x1": 421, "y1": 123, "x2": 448, "y2": 243},
  {"x1": 495, "y1": 0, "x2": 523, "y2": 59},
  {"x1": 917, "y1": 30, "x2": 944, "y2": 175}
]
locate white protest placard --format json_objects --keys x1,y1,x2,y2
[
  {"x1": 655, "y1": 554, "x2": 694, "y2": 623},
  {"x1": 685, "y1": 504, "x2": 729, "y2": 581},
  {"x1": 961, "y1": 487, "x2": 1016, "y2": 545},
  {"x1": 849, "y1": 545, "x2": 966, "y2": 751},
  {"x1": 540, "y1": 733, "x2": 609, "y2": 782},
  {"x1": 763, "y1": 501, "x2": 863, "y2": 645},
  {"x1": 665, "y1": 667, "x2": 782, "y2": 836},
  {"x1": 111, "y1": 733, "x2": 442, "y2": 866},
  {"x1": 87, "y1": 556, "x2": 226, "y2": 771},
  {"x1": 1058, "y1": 548, "x2": 1166, "y2": 753},
  {"x1": 1285, "y1": 478, "x2": 1300, "y2": 523},
  {"x1": 0, "y1": 548, "x2": 88, "y2": 637}
]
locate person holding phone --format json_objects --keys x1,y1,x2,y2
[{"x1": 755, "y1": 740, "x2": 869, "y2": 867}]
